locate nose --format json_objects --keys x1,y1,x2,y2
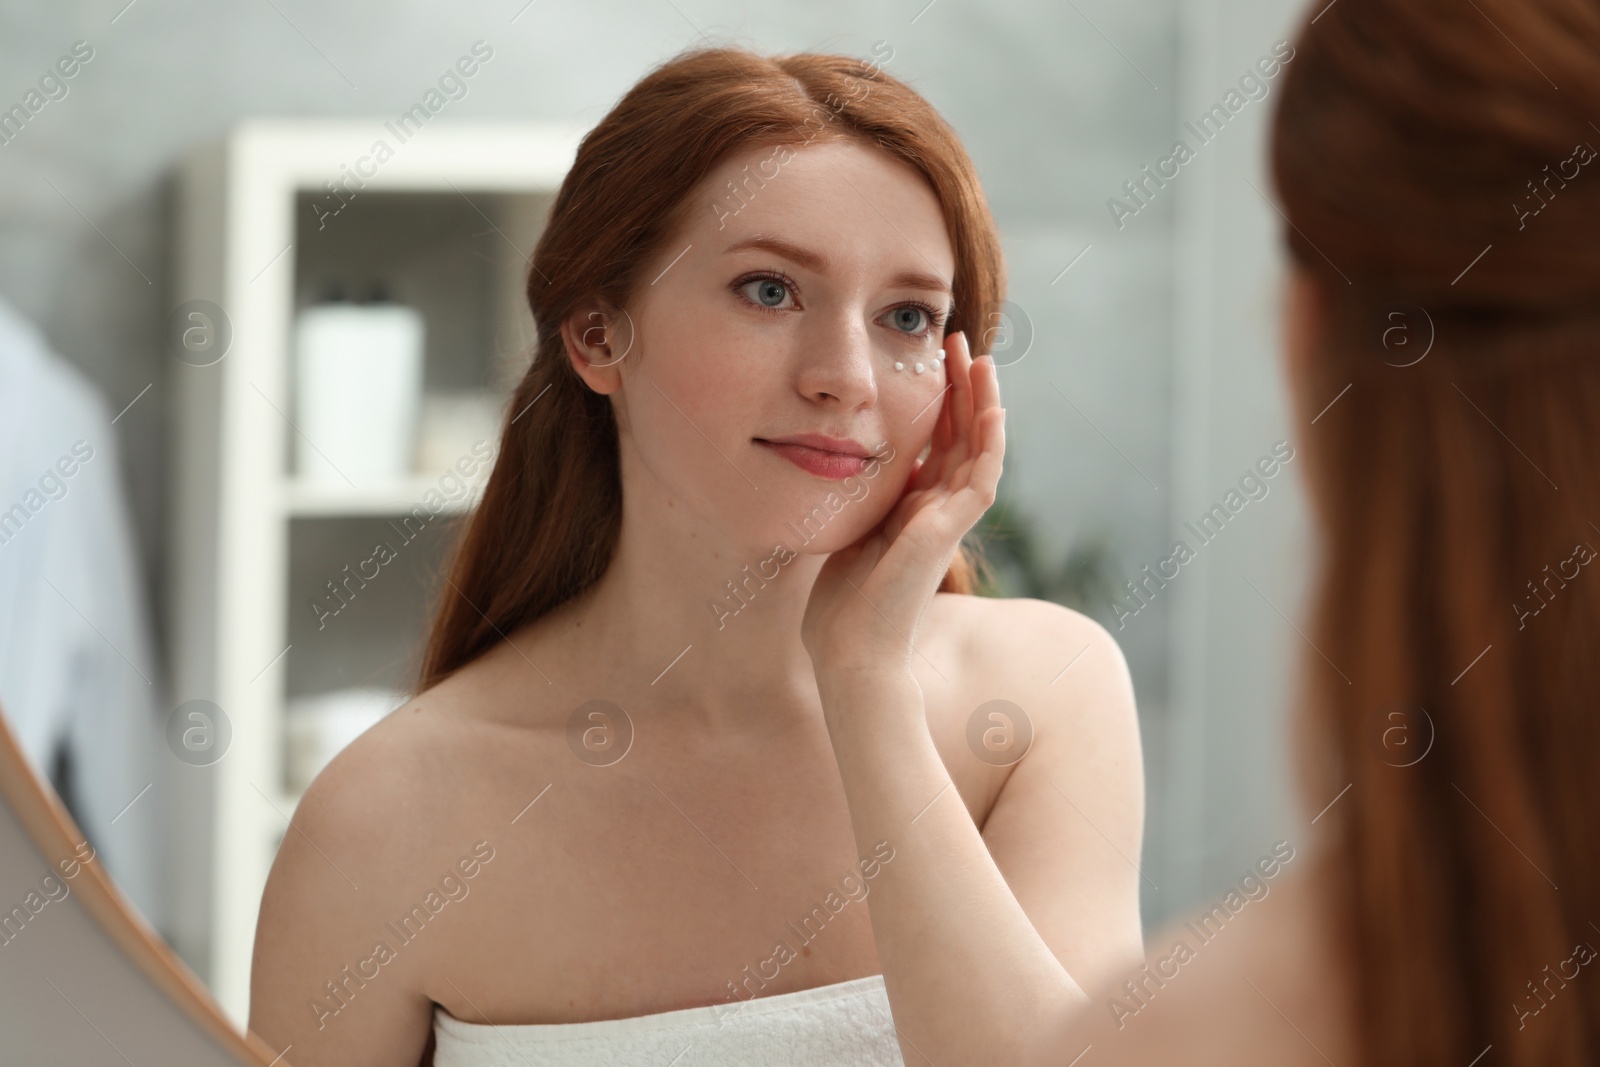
[{"x1": 793, "y1": 307, "x2": 879, "y2": 410}]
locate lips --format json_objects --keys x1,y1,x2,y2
[
  {"x1": 754, "y1": 434, "x2": 875, "y2": 480},
  {"x1": 759, "y1": 433, "x2": 872, "y2": 457}
]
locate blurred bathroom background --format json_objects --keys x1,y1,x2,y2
[{"x1": 0, "y1": 0, "x2": 1310, "y2": 1025}]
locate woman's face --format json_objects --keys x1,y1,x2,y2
[{"x1": 571, "y1": 138, "x2": 959, "y2": 555}]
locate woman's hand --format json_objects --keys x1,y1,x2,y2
[
  {"x1": 800, "y1": 329, "x2": 1093, "y2": 1067},
  {"x1": 800, "y1": 328, "x2": 1005, "y2": 686}
]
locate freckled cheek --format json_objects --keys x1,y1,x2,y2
[
  {"x1": 655, "y1": 347, "x2": 768, "y2": 445},
  {"x1": 878, "y1": 367, "x2": 943, "y2": 447}
]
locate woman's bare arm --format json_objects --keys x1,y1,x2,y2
[
  {"x1": 248, "y1": 726, "x2": 440, "y2": 1067},
  {"x1": 819, "y1": 668, "x2": 1077, "y2": 1062},
  {"x1": 802, "y1": 328, "x2": 1144, "y2": 1062},
  {"x1": 968, "y1": 599, "x2": 1146, "y2": 996},
  {"x1": 1020, "y1": 856, "x2": 1352, "y2": 1067}
]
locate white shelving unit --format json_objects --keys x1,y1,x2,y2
[{"x1": 166, "y1": 118, "x2": 582, "y2": 1025}]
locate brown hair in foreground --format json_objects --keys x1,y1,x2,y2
[
  {"x1": 1271, "y1": 0, "x2": 1600, "y2": 1061},
  {"x1": 414, "y1": 45, "x2": 1007, "y2": 692}
]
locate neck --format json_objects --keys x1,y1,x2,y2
[{"x1": 543, "y1": 485, "x2": 835, "y2": 734}]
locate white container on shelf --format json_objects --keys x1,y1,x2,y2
[
  {"x1": 293, "y1": 301, "x2": 424, "y2": 486},
  {"x1": 169, "y1": 118, "x2": 583, "y2": 1026}
]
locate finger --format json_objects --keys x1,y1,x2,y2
[
  {"x1": 911, "y1": 353, "x2": 956, "y2": 495},
  {"x1": 968, "y1": 403, "x2": 1005, "y2": 499},
  {"x1": 950, "y1": 401, "x2": 1006, "y2": 503},
  {"x1": 968, "y1": 328, "x2": 1003, "y2": 440},
  {"x1": 939, "y1": 330, "x2": 975, "y2": 483},
  {"x1": 936, "y1": 328, "x2": 1002, "y2": 499},
  {"x1": 914, "y1": 390, "x2": 951, "y2": 493},
  {"x1": 908, "y1": 338, "x2": 975, "y2": 505},
  {"x1": 933, "y1": 378, "x2": 955, "y2": 454},
  {"x1": 885, "y1": 405, "x2": 1004, "y2": 585},
  {"x1": 849, "y1": 412, "x2": 1005, "y2": 646},
  {"x1": 902, "y1": 456, "x2": 924, "y2": 493},
  {"x1": 850, "y1": 335, "x2": 1003, "y2": 627}
]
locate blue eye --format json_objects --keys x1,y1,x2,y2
[
  {"x1": 890, "y1": 306, "x2": 928, "y2": 333},
  {"x1": 884, "y1": 302, "x2": 948, "y2": 340},
  {"x1": 735, "y1": 273, "x2": 798, "y2": 312},
  {"x1": 732, "y1": 270, "x2": 948, "y2": 341}
]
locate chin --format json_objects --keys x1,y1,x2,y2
[{"x1": 751, "y1": 487, "x2": 884, "y2": 555}]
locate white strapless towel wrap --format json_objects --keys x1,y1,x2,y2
[{"x1": 431, "y1": 973, "x2": 906, "y2": 1067}]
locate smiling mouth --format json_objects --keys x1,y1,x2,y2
[{"x1": 753, "y1": 439, "x2": 874, "y2": 481}]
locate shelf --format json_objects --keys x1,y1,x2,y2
[
  {"x1": 284, "y1": 477, "x2": 487, "y2": 517},
  {"x1": 167, "y1": 117, "x2": 580, "y2": 1025}
]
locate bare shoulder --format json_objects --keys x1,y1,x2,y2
[
  {"x1": 278, "y1": 668, "x2": 517, "y2": 877},
  {"x1": 915, "y1": 594, "x2": 1146, "y2": 988},
  {"x1": 248, "y1": 656, "x2": 561, "y2": 1065},
  {"x1": 292, "y1": 694, "x2": 460, "y2": 843},
  {"x1": 246, "y1": 700, "x2": 428, "y2": 1062},
  {"x1": 925, "y1": 591, "x2": 1131, "y2": 680},
  {"x1": 263, "y1": 651, "x2": 561, "y2": 907},
  {"x1": 247, "y1": 698, "x2": 441, "y2": 1063},
  {"x1": 921, "y1": 592, "x2": 1138, "y2": 747}
]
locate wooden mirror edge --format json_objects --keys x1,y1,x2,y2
[{"x1": 0, "y1": 699, "x2": 289, "y2": 1066}]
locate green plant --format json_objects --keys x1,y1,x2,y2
[{"x1": 966, "y1": 496, "x2": 1121, "y2": 624}]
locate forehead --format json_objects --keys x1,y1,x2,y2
[{"x1": 686, "y1": 139, "x2": 955, "y2": 283}]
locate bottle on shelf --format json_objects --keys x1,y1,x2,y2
[{"x1": 292, "y1": 281, "x2": 425, "y2": 487}]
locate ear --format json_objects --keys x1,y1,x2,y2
[{"x1": 559, "y1": 299, "x2": 635, "y2": 395}]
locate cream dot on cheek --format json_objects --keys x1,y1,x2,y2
[{"x1": 892, "y1": 351, "x2": 946, "y2": 375}]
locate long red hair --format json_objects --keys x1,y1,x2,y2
[
  {"x1": 415, "y1": 46, "x2": 1005, "y2": 692},
  {"x1": 1271, "y1": 0, "x2": 1600, "y2": 1062}
]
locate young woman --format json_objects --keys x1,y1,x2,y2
[
  {"x1": 249, "y1": 46, "x2": 1145, "y2": 1067},
  {"x1": 805, "y1": 0, "x2": 1600, "y2": 1063}
]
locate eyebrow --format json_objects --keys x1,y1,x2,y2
[{"x1": 722, "y1": 234, "x2": 953, "y2": 297}]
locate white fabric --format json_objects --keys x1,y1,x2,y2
[
  {"x1": 431, "y1": 973, "x2": 906, "y2": 1067},
  {"x1": 0, "y1": 293, "x2": 161, "y2": 929}
]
